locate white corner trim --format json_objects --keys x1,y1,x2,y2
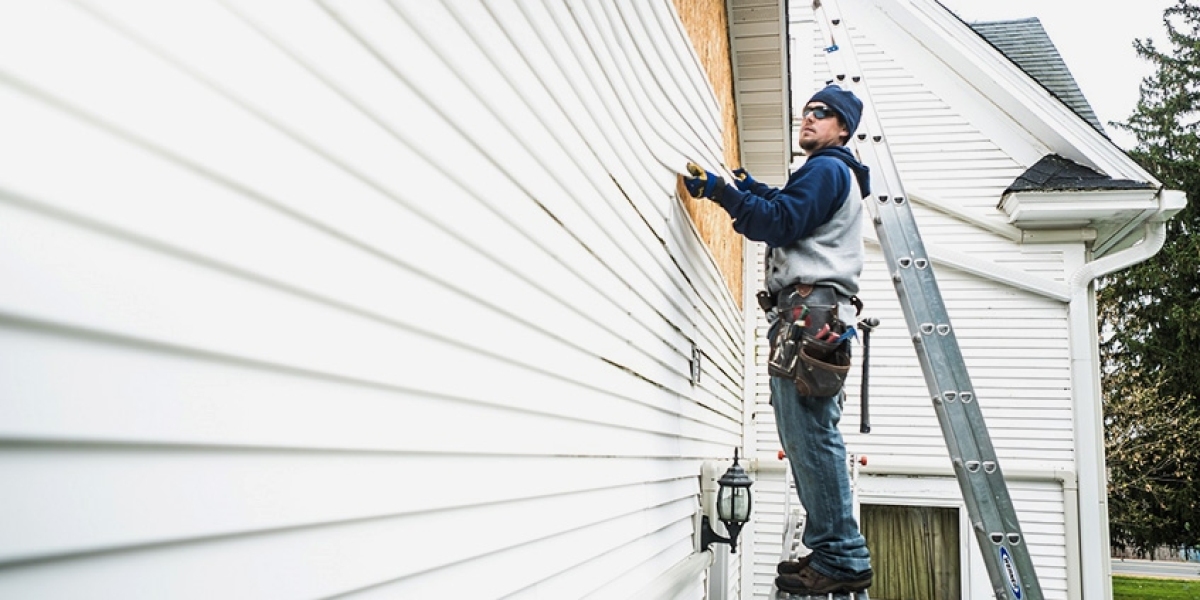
[{"x1": 1061, "y1": 188, "x2": 1182, "y2": 600}]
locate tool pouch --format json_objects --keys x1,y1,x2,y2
[{"x1": 767, "y1": 285, "x2": 853, "y2": 398}]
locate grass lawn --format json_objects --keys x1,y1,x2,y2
[{"x1": 1113, "y1": 575, "x2": 1200, "y2": 599}]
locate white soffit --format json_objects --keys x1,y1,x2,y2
[{"x1": 728, "y1": 0, "x2": 791, "y2": 185}]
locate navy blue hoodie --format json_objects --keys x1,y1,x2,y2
[
  {"x1": 714, "y1": 146, "x2": 870, "y2": 297},
  {"x1": 714, "y1": 146, "x2": 870, "y2": 248}
]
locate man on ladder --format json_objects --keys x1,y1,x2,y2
[{"x1": 684, "y1": 84, "x2": 874, "y2": 596}]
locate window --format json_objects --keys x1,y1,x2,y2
[{"x1": 861, "y1": 504, "x2": 961, "y2": 600}]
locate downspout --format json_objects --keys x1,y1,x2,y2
[
  {"x1": 1061, "y1": 469, "x2": 1081, "y2": 600},
  {"x1": 1065, "y1": 196, "x2": 1173, "y2": 600}
]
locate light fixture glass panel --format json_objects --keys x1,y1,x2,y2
[
  {"x1": 731, "y1": 487, "x2": 751, "y2": 522},
  {"x1": 717, "y1": 486, "x2": 732, "y2": 521}
]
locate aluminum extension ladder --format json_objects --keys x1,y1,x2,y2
[{"x1": 809, "y1": 1, "x2": 1045, "y2": 598}]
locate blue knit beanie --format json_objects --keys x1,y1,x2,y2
[{"x1": 807, "y1": 84, "x2": 863, "y2": 139}]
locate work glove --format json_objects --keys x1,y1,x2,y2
[
  {"x1": 683, "y1": 162, "x2": 725, "y2": 200},
  {"x1": 732, "y1": 168, "x2": 756, "y2": 192}
]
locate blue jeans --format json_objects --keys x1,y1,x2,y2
[{"x1": 771, "y1": 375, "x2": 872, "y2": 579}]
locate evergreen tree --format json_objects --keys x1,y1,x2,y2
[{"x1": 1101, "y1": 0, "x2": 1200, "y2": 556}]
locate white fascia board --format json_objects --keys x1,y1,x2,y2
[
  {"x1": 857, "y1": 0, "x2": 1159, "y2": 185},
  {"x1": 1157, "y1": 188, "x2": 1189, "y2": 220},
  {"x1": 998, "y1": 188, "x2": 1160, "y2": 227},
  {"x1": 1001, "y1": 187, "x2": 1186, "y2": 256}
]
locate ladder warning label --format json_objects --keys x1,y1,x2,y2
[{"x1": 999, "y1": 547, "x2": 1023, "y2": 599}]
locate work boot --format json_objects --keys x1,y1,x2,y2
[
  {"x1": 775, "y1": 564, "x2": 873, "y2": 595},
  {"x1": 776, "y1": 553, "x2": 812, "y2": 575}
]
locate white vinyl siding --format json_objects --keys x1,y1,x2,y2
[
  {"x1": 848, "y1": 256, "x2": 1074, "y2": 465},
  {"x1": 1010, "y1": 483, "x2": 1071, "y2": 598},
  {"x1": 0, "y1": 1, "x2": 745, "y2": 597}
]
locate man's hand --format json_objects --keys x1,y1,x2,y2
[
  {"x1": 683, "y1": 162, "x2": 725, "y2": 199},
  {"x1": 732, "y1": 168, "x2": 756, "y2": 192}
]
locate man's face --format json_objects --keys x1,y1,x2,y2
[{"x1": 798, "y1": 103, "x2": 848, "y2": 153}]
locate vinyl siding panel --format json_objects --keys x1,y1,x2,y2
[
  {"x1": 848, "y1": 254, "x2": 1074, "y2": 466},
  {"x1": 746, "y1": 470, "x2": 793, "y2": 598},
  {"x1": 796, "y1": 8, "x2": 1044, "y2": 267},
  {"x1": 0, "y1": 1, "x2": 745, "y2": 597}
]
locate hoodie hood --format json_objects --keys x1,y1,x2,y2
[{"x1": 812, "y1": 146, "x2": 871, "y2": 198}]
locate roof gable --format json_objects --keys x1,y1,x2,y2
[
  {"x1": 849, "y1": 0, "x2": 1153, "y2": 184},
  {"x1": 831, "y1": 0, "x2": 1179, "y2": 256}
]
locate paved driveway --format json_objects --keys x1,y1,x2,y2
[{"x1": 1112, "y1": 558, "x2": 1200, "y2": 580}]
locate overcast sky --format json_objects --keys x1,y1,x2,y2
[{"x1": 935, "y1": 0, "x2": 1174, "y2": 150}]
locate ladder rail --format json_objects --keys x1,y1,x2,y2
[
  {"x1": 876, "y1": 194, "x2": 1030, "y2": 564},
  {"x1": 808, "y1": 2, "x2": 1046, "y2": 598}
]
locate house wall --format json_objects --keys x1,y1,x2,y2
[
  {"x1": 746, "y1": 3, "x2": 1080, "y2": 598},
  {"x1": 0, "y1": 2, "x2": 747, "y2": 598}
]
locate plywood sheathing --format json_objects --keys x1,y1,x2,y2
[{"x1": 673, "y1": 0, "x2": 744, "y2": 308}]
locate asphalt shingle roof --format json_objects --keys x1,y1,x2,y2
[
  {"x1": 968, "y1": 17, "x2": 1106, "y2": 135},
  {"x1": 952, "y1": 15, "x2": 1152, "y2": 192},
  {"x1": 1005, "y1": 154, "x2": 1155, "y2": 193}
]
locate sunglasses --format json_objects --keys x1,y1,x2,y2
[{"x1": 802, "y1": 105, "x2": 836, "y2": 120}]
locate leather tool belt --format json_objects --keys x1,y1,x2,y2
[{"x1": 765, "y1": 284, "x2": 855, "y2": 398}]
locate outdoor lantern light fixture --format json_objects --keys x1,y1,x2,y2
[{"x1": 701, "y1": 448, "x2": 753, "y2": 554}]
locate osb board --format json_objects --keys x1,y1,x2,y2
[{"x1": 673, "y1": 0, "x2": 744, "y2": 308}]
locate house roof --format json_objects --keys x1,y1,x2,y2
[
  {"x1": 968, "y1": 18, "x2": 1106, "y2": 135},
  {"x1": 978, "y1": 22, "x2": 1161, "y2": 232},
  {"x1": 963, "y1": 19, "x2": 1151, "y2": 197},
  {"x1": 1006, "y1": 154, "x2": 1156, "y2": 194}
]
